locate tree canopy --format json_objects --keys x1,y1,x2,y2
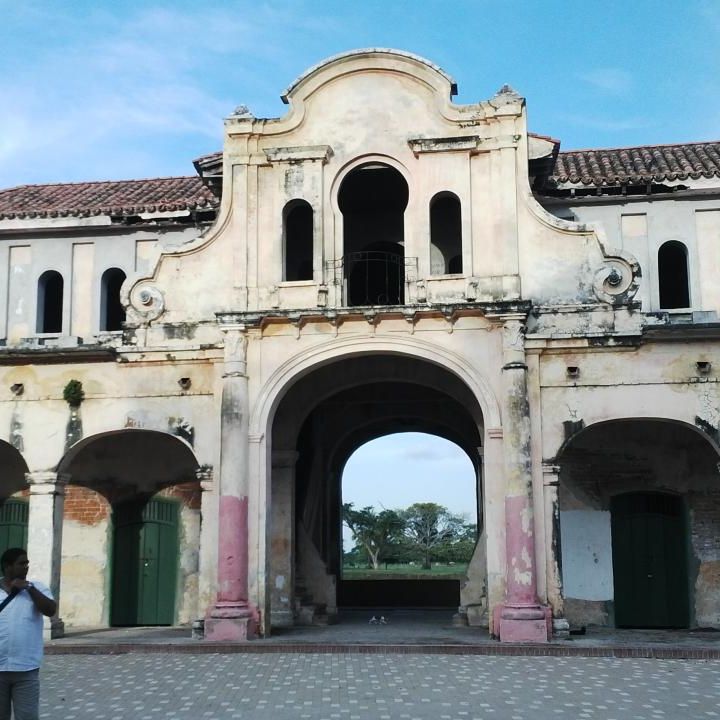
[{"x1": 343, "y1": 501, "x2": 476, "y2": 570}]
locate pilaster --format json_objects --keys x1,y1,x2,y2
[
  {"x1": 270, "y1": 450, "x2": 299, "y2": 628},
  {"x1": 543, "y1": 463, "x2": 569, "y2": 637},
  {"x1": 26, "y1": 471, "x2": 67, "y2": 639}
]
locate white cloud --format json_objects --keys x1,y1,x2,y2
[
  {"x1": 578, "y1": 67, "x2": 633, "y2": 94},
  {"x1": 0, "y1": 2, "x2": 340, "y2": 184}
]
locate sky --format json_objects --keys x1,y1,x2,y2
[
  {"x1": 342, "y1": 432, "x2": 477, "y2": 518},
  {"x1": 341, "y1": 432, "x2": 477, "y2": 546},
  {"x1": 1, "y1": 1, "x2": 719, "y2": 188},
  {"x1": 2, "y1": 1, "x2": 718, "y2": 520}
]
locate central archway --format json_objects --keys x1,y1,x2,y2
[{"x1": 267, "y1": 351, "x2": 488, "y2": 629}]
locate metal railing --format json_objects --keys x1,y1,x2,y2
[{"x1": 326, "y1": 252, "x2": 417, "y2": 306}]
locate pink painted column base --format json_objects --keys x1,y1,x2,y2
[
  {"x1": 493, "y1": 604, "x2": 551, "y2": 643},
  {"x1": 496, "y1": 493, "x2": 551, "y2": 643},
  {"x1": 205, "y1": 616, "x2": 258, "y2": 642},
  {"x1": 206, "y1": 494, "x2": 259, "y2": 641}
]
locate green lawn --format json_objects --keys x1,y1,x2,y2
[{"x1": 342, "y1": 563, "x2": 468, "y2": 579}]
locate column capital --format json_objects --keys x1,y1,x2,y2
[
  {"x1": 196, "y1": 464, "x2": 214, "y2": 491},
  {"x1": 25, "y1": 471, "x2": 68, "y2": 494},
  {"x1": 221, "y1": 325, "x2": 248, "y2": 377},
  {"x1": 542, "y1": 463, "x2": 561, "y2": 481}
]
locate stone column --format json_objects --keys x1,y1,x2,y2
[
  {"x1": 205, "y1": 326, "x2": 258, "y2": 641},
  {"x1": 543, "y1": 463, "x2": 569, "y2": 637},
  {"x1": 270, "y1": 450, "x2": 298, "y2": 628},
  {"x1": 26, "y1": 471, "x2": 67, "y2": 639},
  {"x1": 495, "y1": 315, "x2": 550, "y2": 642},
  {"x1": 195, "y1": 465, "x2": 216, "y2": 619}
]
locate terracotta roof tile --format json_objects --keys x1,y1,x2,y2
[
  {"x1": 0, "y1": 176, "x2": 219, "y2": 220},
  {"x1": 553, "y1": 141, "x2": 720, "y2": 186}
]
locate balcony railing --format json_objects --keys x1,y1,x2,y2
[{"x1": 326, "y1": 252, "x2": 418, "y2": 306}]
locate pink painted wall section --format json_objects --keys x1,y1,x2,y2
[
  {"x1": 217, "y1": 494, "x2": 249, "y2": 603},
  {"x1": 504, "y1": 494, "x2": 538, "y2": 606}
]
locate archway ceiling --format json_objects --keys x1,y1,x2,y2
[
  {"x1": 558, "y1": 419, "x2": 719, "y2": 503},
  {"x1": 314, "y1": 383, "x2": 480, "y2": 477},
  {"x1": 0, "y1": 441, "x2": 29, "y2": 496},
  {"x1": 58, "y1": 430, "x2": 199, "y2": 493},
  {"x1": 272, "y1": 354, "x2": 484, "y2": 447}
]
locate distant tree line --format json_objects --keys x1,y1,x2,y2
[{"x1": 342, "y1": 502, "x2": 477, "y2": 570}]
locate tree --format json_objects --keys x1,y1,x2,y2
[
  {"x1": 401, "y1": 502, "x2": 468, "y2": 569},
  {"x1": 342, "y1": 503, "x2": 404, "y2": 570}
]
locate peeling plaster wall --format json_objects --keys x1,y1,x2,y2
[{"x1": 59, "y1": 486, "x2": 111, "y2": 627}]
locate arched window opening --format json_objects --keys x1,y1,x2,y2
[
  {"x1": 430, "y1": 193, "x2": 462, "y2": 274},
  {"x1": 338, "y1": 164, "x2": 408, "y2": 306},
  {"x1": 100, "y1": 268, "x2": 127, "y2": 331},
  {"x1": 658, "y1": 241, "x2": 690, "y2": 309},
  {"x1": 283, "y1": 201, "x2": 314, "y2": 281},
  {"x1": 36, "y1": 270, "x2": 63, "y2": 334}
]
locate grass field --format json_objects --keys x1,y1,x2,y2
[{"x1": 342, "y1": 563, "x2": 468, "y2": 579}]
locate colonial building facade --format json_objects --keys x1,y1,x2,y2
[{"x1": 1, "y1": 50, "x2": 719, "y2": 641}]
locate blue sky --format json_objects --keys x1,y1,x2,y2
[{"x1": 1, "y1": 1, "x2": 718, "y2": 188}]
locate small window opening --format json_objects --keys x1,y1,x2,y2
[
  {"x1": 284, "y1": 201, "x2": 313, "y2": 281},
  {"x1": 36, "y1": 271, "x2": 63, "y2": 334},
  {"x1": 430, "y1": 193, "x2": 462, "y2": 274},
  {"x1": 101, "y1": 268, "x2": 127, "y2": 331},
  {"x1": 658, "y1": 241, "x2": 690, "y2": 309}
]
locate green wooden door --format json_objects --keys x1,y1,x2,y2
[
  {"x1": 111, "y1": 498, "x2": 179, "y2": 626},
  {"x1": 0, "y1": 499, "x2": 28, "y2": 555},
  {"x1": 611, "y1": 493, "x2": 689, "y2": 628}
]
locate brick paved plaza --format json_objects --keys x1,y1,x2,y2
[{"x1": 39, "y1": 653, "x2": 720, "y2": 719}]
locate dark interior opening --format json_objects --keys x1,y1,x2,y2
[
  {"x1": 37, "y1": 270, "x2": 63, "y2": 333},
  {"x1": 101, "y1": 268, "x2": 127, "y2": 331},
  {"x1": 430, "y1": 193, "x2": 462, "y2": 274},
  {"x1": 338, "y1": 165, "x2": 408, "y2": 305},
  {"x1": 658, "y1": 241, "x2": 690, "y2": 309},
  {"x1": 284, "y1": 201, "x2": 314, "y2": 281}
]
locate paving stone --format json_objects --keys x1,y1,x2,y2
[{"x1": 38, "y1": 653, "x2": 720, "y2": 719}]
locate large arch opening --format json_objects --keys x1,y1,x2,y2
[
  {"x1": 57, "y1": 430, "x2": 201, "y2": 628},
  {"x1": 269, "y1": 353, "x2": 486, "y2": 629},
  {"x1": 556, "y1": 419, "x2": 719, "y2": 630},
  {"x1": 340, "y1": 432, "x2": 477, "y2": 608},
  {"x1": 338, "y1": 163, "x2": 408, "y2": 306}
]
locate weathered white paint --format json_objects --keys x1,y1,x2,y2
[{"x1": 560, "y1": 511, "x2": 614, "y2": 601}]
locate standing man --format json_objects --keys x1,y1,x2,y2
[{"x1": 0, "y1": 548, "x2": 56, "y2": 720}]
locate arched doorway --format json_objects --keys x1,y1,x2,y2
[
  {"x1": 57, "y1": 430, "x2": 201, "y2": 627},
  {"x1": 556, "y1": 419, "x2": 718, "y2": 629},
  {"x1": 268, "y1": 353, "x2": 485, "y2": 628},
  {"x1": 340, "y1": 432, "x2": 477, "y2": 609},
  {"x1": 338, "y1": 163, "x2": 408, "y2": 306},
  {"x1": 0, "y1": 440, "x2": 29, "y2": 557}
]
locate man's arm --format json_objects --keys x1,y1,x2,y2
[{"x1": 9, "y1": 580, "x2": 57, "y2": 617}]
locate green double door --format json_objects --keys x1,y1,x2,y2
[
  {"x1": 0, "y1": 499, "x2": 28, "y2": 555},
  {"x1": 611, "y1": 492, "x2": 689, "y2": 628},
  {"x1": 111, "y1": 498, "x2": 178, "y2": 626}
]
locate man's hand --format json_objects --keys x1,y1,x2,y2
[
  {"x1": 7, "y1": 578, "x2": 30, "y2": 591},
  {"x1": 8, "y1": 579, "x2": 57, "y2": 617}
]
